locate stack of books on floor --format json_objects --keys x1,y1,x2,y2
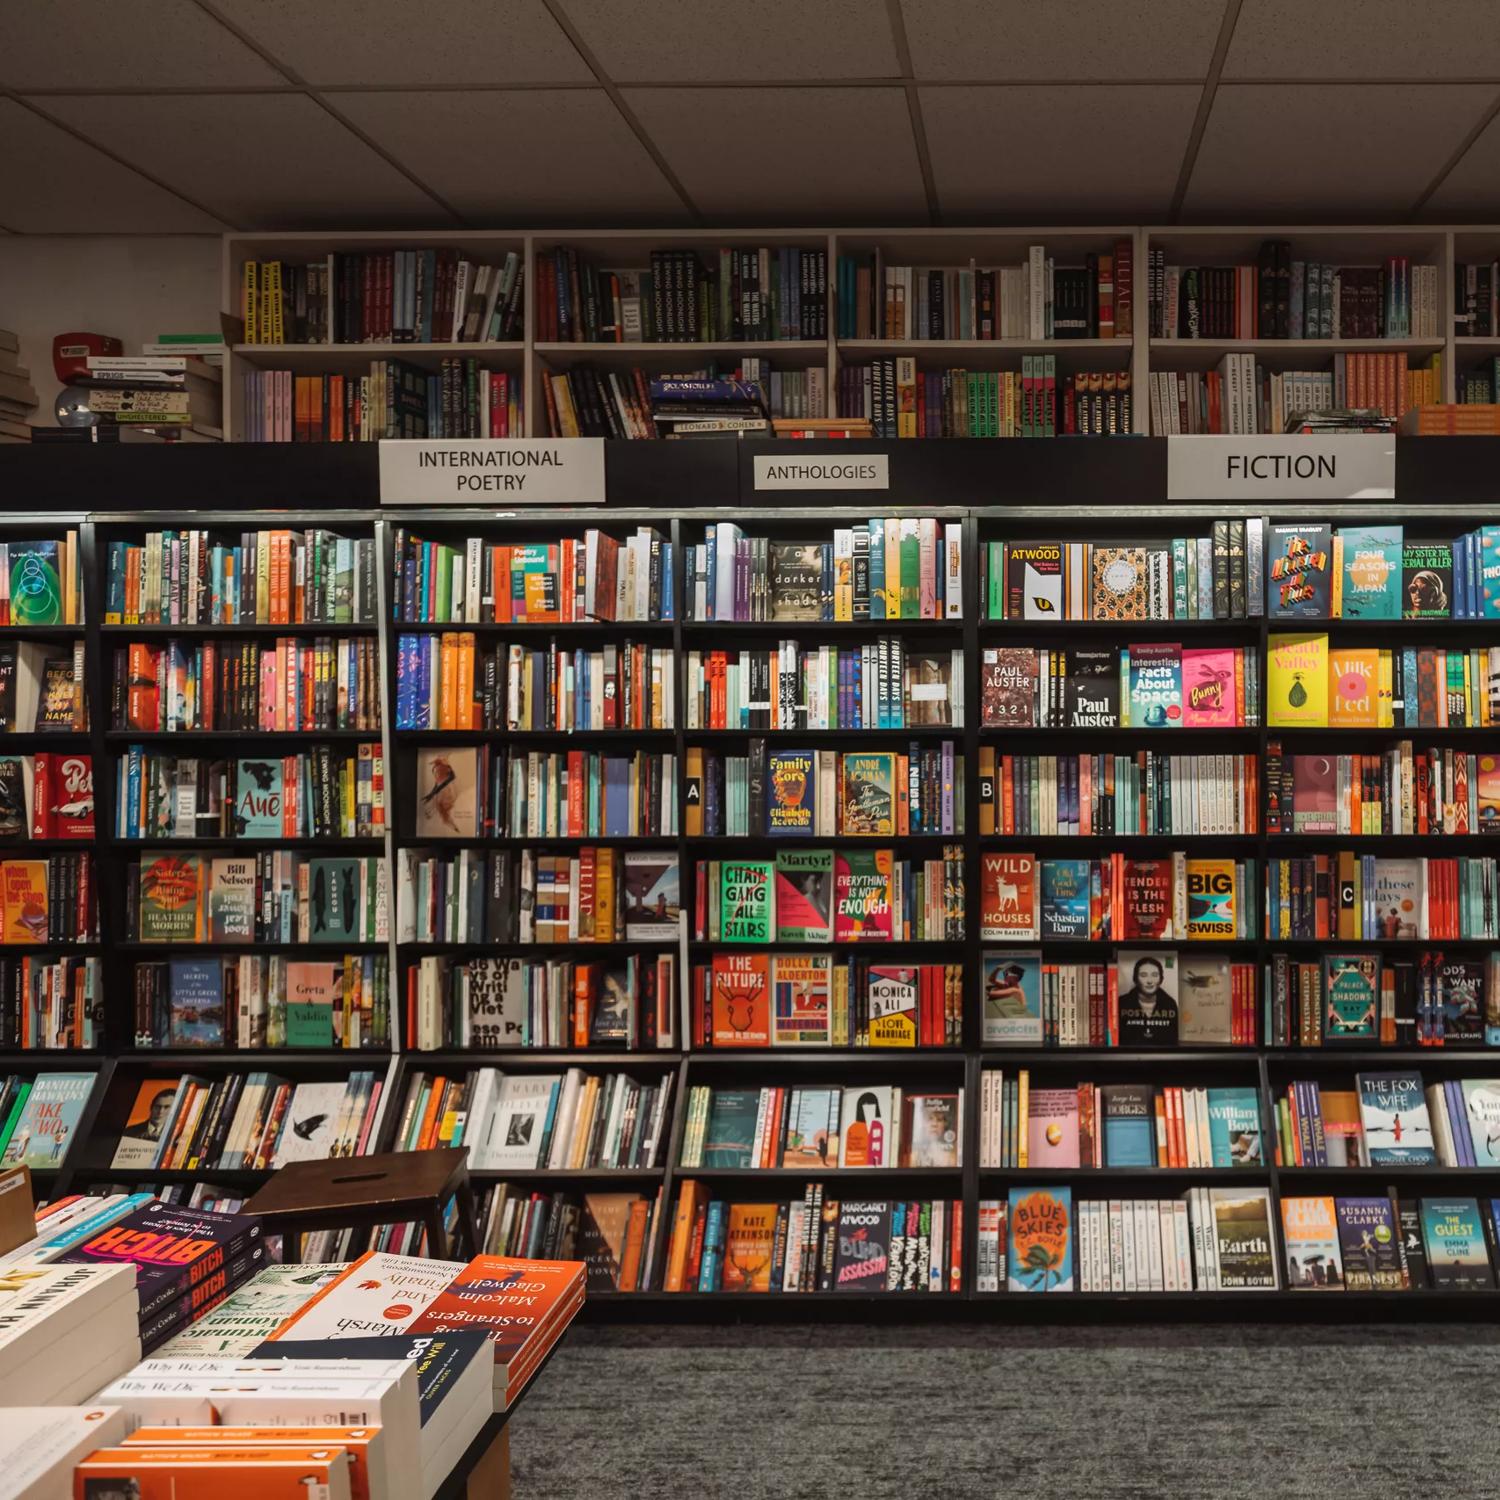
[
  {"x1": 0, "y1": 329, "x2": 36, "y2": 442},
  {"x1": 74, "y1": 350, "x2": 223, "y2": 442}
]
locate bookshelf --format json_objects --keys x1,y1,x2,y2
[
  {"x1": 219, "y1": 223, "x2": 1500, "y2": 437},
  {"x1": 0, "y1": 439, "x2": 1498, "y2": 1310}
]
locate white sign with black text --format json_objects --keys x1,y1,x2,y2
[
  {"x1": 379, "y1": 438, "x2": 606, "y2": 504},
  {"x1": 753, "y1": 454, "x2": 890, "y2": 491},
  {"x1": 1167, "y1": 435, "x2": 1395, "y2": 501}
]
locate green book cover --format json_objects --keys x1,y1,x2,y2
[
  {"x1": 1336, "y1": 524, "x2": 1402, "y2": 620},
  {"x1": 309, "y1": 859, "x2": 361, "y2": 942},
  {"x1": 719, "y1": 861, "x2": 772, "y2": 943},
  {"x1": 702, "y1": 1089, "x2": 760, "y2": 1168},
  {"x1": 138, "y1": 854, "x2": 203, "y2": 942},
  {"x1": 8, "y1": 541, "x2": 62, "y2": 626}
]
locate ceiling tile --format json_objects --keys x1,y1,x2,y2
[
  {"x1": 921, "y1": 85, "x2": 1198, "y2": 219},
  {"x1": 37, "y1": 93, "x2": 448, "y2": 228},
  {"x1": 1225, "y1": 0, "x2": 1500, "y2": 78},
  {"x1": 626, "y1": 87, "x2": 927, "y2": 221},
  {"x1": 1421, "y1": 104, "x2": 1500, "y2": 216},
  {"x1": 1185, "y1": 83, "x2": 1495, "y2": 217},
  {"x1": 0, "y1": 100, "x2": 227, "y2": 232},
  {"x1": 0, "y1": 1, "x2": 281, "y2": 88},
  {"x1": 564, "y1": 0, "x2": 899, "y2": 82},
  {"x1": 901, "y1": 0, "x2": 1223, "y2": 80},
  {"x1": 212, "y1": 0, "x2": 591, "y2": 86},
  {"x1": 335, "y1": 90, "x2": 688, "y2": 222}
]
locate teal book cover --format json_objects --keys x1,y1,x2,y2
[
  {"x1": 1101, "y1": 1084, "x2": 1156, "y2": 1167},
  {"x1": 0, "y1": 1072, "x2": 92, "y2": 1169},
  {"x1": 234, "y1": 758, "x2": 285, "y2": 839},
  {"x1": 309, "y1": 858, "x2": 360, "y2": 942},
  {"x1": 1008, "y1": 1184, "x2": 1073, "y2": 1292},
  {"x1": 8, "y1": 541, "x2": 62, "y2": 626},
  {"x1": 1040, "y1": 858, "x2": 1091, "y2": 939},
  {"x1": 1126, "y1": 642, "x2": 1181, "y2": 728},
  {"x1": 1420, "y1": 1198, "x2": 1495, "y2": 1290},
  {"x1": 1336, "y1": 524, "x2": 1402, "y2": 619},
  {"x1": 701, "y1": 1089, "x2": 760, "y2": 1168},
  {"x1": 1206, "y1": 1086, "x2": 1263, "y2": 1166}
]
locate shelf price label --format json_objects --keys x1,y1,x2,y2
[
  {"x1": 1167, "y1": 435, "x2": 1395, "y2": 500},
  {"x1": 753, "y1": 454, "x2": 889, "y2": 491},
  {"x1": 379, "y1": 438, "x2": 606, "y2": 504}
]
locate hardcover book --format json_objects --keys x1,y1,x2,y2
[
  {"x1": 1119, "y1": 860, "x2": 1172, "y2": 940},
  {"x1": 831, "y1": 1201, "x2": 893, "y2": 1291},
  {"x1": 1419, "y1": 1197, "x2": 1495, "y2": 1290},
  {"x1": 208, "y1": 856, "x2": 256, "y2": 942},
  {"x1": 980, "y1": 852, "x2": 1038, "y2": 940},
  {"x1": 1370, "y1": 859, "x2": 1421, "y2": 941},
  {"x1": 710, "y1": 952, "x2": 770, "y2": 1047},
  {"x1": 866, "y1": 964, "x2": 919, "y2": 1046},
  {"x1": 234, "y1": 758, "x2": 285, "y2": 838},
  {"x1": 768, "y1": 542, "x2": 822, "y2": 622},
  {"x1": 1007, "y1": 1185, "x2": 1073, "y2": 1292},
  {"x1": 982, "y1": 950, "x2": 1042, "y2": 1046},
  {"x1": 773, "y1": 849, "x2": 833, "y2": 942},
  {"x1": 1336, "y1": 524, "x2": 1402, "y2": 619},
  {"x1": 1125, "y1": 642, "x2": 1181, "y2": 728},
  {"x1": 838, "y1": 753, "x2": 895, "y2": 836},
  {"x1": 1267, "y1": 633, "x2": 1329, "y2": 727},
  {"x1": 1005, "y1": 541, "x2": 1063, "y2": 620},
  {"x1": 1178, "y1": 954, "x2": 1234, "y2": 1045},
  {"x1": 1065, "y1": 648, "x2": 1120, "y2": 729},
  {"x1": 840, "y1": 1086, "x2": 895, "y2": 1167},
  {"x1": 902, "y1": 1092, "x2": 960, "y2": 1168},
  {"x1": 1090, "y1": 546, "x2": 1148, "y2": 621},
  {"x1": 1356, "y1": 1071, "x2": 1436, "y2": 1165},
  {"x1": 167, "y1": 958, "x2": 224, "y2": 1047},
  {"x1": 981, "y1": 647, "x2": 1039, "y2": 728},
  {"x1": 834, "y1": 849, "x2": 894, "y2": 942},
  {"x1": 1322, "y1": 953, "x2": 1380, "y2": 1041},
  {"x1": 137, "y1": 853, "x2": 203, "y2": 943},
  {"x1": 1100, "y1": 1084, "x2": 1156, "y2": 1166},
  {"x1": 1116, "y1": 949, "x2": 1178, "y2": 1045},
  {"x1": 415, "y1": 748, "x2": 478, "y2": 838},
  {"x1": 1334, "y1": 1196, "x2": 1404, "y2": 1291},
  {"x1": 1462, "y1": 1080, "x2": 1500, "y2": 1167},
  {"x1": 1267, "y1": 523, "x2": 1332, "y2": 618},
  {"x1": 622, "y1": 852, "x2": 680, "y2": 940},
  {"x1": 1180, "y1": 647, "x2": 1237, "y2": 728},
  {"x1": 702, "y1": 1089, "x2": 759, "y2": 1168},
  {"x1": 766, "y1": 751, "x2": 814, "y2": 836},
  {"x1": 1027, "y1": 1088, "x2": 1081, "y2": 1169},
  {"x1": 723, "y1": 1204, "x2": 778, "y2": 1292},
  {"x1": 1281, "y1": 1195, "x2": 1344, "y2": 1289},
  {"x1": 0, "y1": 859, "x2": 48, "y2": 943},
  {"x1": 1184, "y1": 858, "x2": 1237, "y2": 939},
  {"x1": 719, "y1": 861, "x2": 772, "y2": 943},
  {"x1": 770, "y1": 952, "x2": 831, "y2": 1046},
  {"x1": 1040, "y1": 858, "x2": 1090, "y2": 939},
  {"x1": 7, "y1": 541, "x2": 62, "y2": 626},
  {"x1": 0, "y1": 1070, "x2": 92, "y2": 1170},
  {"x1": 1210, "y1": 1188, "x2": 1279, "y2": 1289},
  {"x1": 1328, "y1": 649, "x2": 1380, "y2": 728},
  {"x1": 284, "y1": 961, "x2": 337, "y2": 1048},
  {"x1": 110, "y1": 1078, "x2": 181, "y2": 1169},
  {"x1": 1206, "y1": 1087, "x2": 1262, "y2": 1166},
  {"x1": 1402, "y1": 541, "x2": 1453, "y2": 619}
]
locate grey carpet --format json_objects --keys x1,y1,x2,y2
[{"x1": 509, "y1": 1322, "x2": 1500, "y2": 1498}]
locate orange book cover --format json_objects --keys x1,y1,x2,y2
[
  {"x1": 438, "y1": 633, "x2": 457, "y2": 731},
  {"x1": 414, "y1": 1073, "x2": 449, "y2": 1151},
  {"x1": 616, "y1": 1199, "x2": 649, "y2": 1292},
  {"x1": 456, "y1": 632, "x2": 476, "y2": 730},
  {"x1": 594, "y1": 848, "x2": 616, "y2": 942},
  {"x1": 710, "y1": 951, "x2": 770, "y2": 1046},
  {"x1": 407, "y1": 1255, "x2": 585, "y2": 1365},
  {"x1": 74, "y1": 1447, "x2": 352, "y2": 1499},
  {"x1": 664, "y1": 1181, "x2": 706, "y2": 1291},
  {"x1": 126, "y1": 1429, "x2": 381, "y2": 1500}
]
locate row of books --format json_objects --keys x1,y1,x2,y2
[
  {"x1": 1284, "y1": 1194, "x2": 1500, "y2": 1292},
  {"x1": 1275, "y1": 1070, "x2": 1500, "y2": 1168},
  {"x1": 978, "y1": 750, "x2": 1260, "y2": 838},
  {"x1": 690, "y1": 954, "x2": 963, "y2": 1049},
  {"x1": 241, "y1": 249, "x2": 525, "y2": 344},
  {"x1": 1264, "y1": 522, "x2": 1497, "y2": 621},
  {"x1": 981, "y1": 950, "x2": 1259, "y2": 1049},
  {"x1": 392, "y1": 1065, "x2": 674, "y2": 1176},
  {"x1": 537, "y1": 245, "x2": 828, "y2": 343},
  {"x1": 472, "y1": 1186, "x2": 657, "y2": 1288},
  {"x1": 114, "y1": 745, "x2": 385, "y2": 841},
  {"x1": 404, "y1": 951, "x2": 677, "y2": 1052},
  {"x1": 131, "y1": 953, "x2": 391, "y2": 1050},
  {"x1": 409, "y1": 744, "x2": 676, "y2": 840},
  {"x1": 685, "y1": 743, "x2": 962, "y2": 839},
  {"x1": 1456, "y1": 364, "x2": 1500, "y2": 403},
  {"x1": 837, "y1": 244, "x2": 1131, "y2": 341},
  {"x1": 984, "y1": 523, "x2": 1263, "y2": 622},
  {"x1": 1266, "y1": 744, "x2": 1500, "y2": 836},
  {"x1": 981, "y1": 644, "x2": 1262, "y2": 729},
  {"x1": 240, "y1": 362, "x2": 524, "y2": 443},
  {"x1": 127, "y1": 851, "x2": 389, "y2": 944},
  {"x1": 396, "y1": 846, "x2": 680, "y2": 946},
  {"x1": 1267, "y1": 638, "x2": 1498, "y2": 729},
  {"x1": 0, "y1": 536, "x2": 82, "y2": 625},
  {"x1": 0, "y1": 853, "x2": 96, "y2": 943},
  {"x1": 835, "y1": 355, "x2": 1081, "y2": 439},
  {"x1": 394, "y1": 635, "x2": 675, "y2": 732},
  {"x1": 0, "y1": 639, "x2": 87, "y2": 732},
  {"x1": 679, "y1": 1084, "x2": 961, "y2": 1171},
  {"x1": 111, "y1": 636, "x2": 383, "y2": 733},
  {"x1": 696, "y1": 849, "x2": 963, "y2": 945},
  {"x1": 103, "y1": 529, "x2": 376, "y2": 627},
  {"x1": 107, "y1": 1067, "x2": 383, "y2": 1171},
  {"x1": 979, "y1": 1074, "x2": 1260, "y2": 1170},
  {"x1": 391, "y1": 525, "x2": 671, "y2": 624},
  {"x1": 988, "y1": 1186, "x2": 1279, "y2": 1293},
  {"x1": 684, "y1": 642, "x2": 964, "y2": 731},
  {"x1": 1147, "y1": 246, "x2": 1438, "y2": 339},
  {"x1": 0, "y1": 750, "x2": 95, "y2": 841},
  {"x1": 978, "y1": 850, "x2": 1256, "y2": 942},
  {"x1": 1264, "y1": 852, "x2": 1499, "y2": 941},
  {"x1": 665, "y1": 1183, "x2": 962, "y2": 1294},
  {"x1": 683, "y1": 519, "x2": 963, "y2": 623},
  {"x1": 0, "y1": 955, "x2": 101, "y2": 1049}
]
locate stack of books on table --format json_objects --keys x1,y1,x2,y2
[
  {"x1": 0, "y1": 328, "x2": 37, "y2": 442},
  {"x1": 0, "y1": 1261, "x2": 140, "y2": 1405},
  {"x1": 651, "y1": 377, "x2": 770, "y2": 439}
]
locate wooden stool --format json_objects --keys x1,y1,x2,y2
[{"x1": 243, "y1": 1147, "x2": 481, "y2": 1263}]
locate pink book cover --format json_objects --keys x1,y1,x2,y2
[
  {"x1": 1181, "y1": 647, "x2": 1238, "y2": 727},
  {"x1": 1027, "y1": 1087, "x2": 1082, "y2": 1168},
  {"x1": 920, "y1": 520, "x2": 937, "y2": 619},
  {"x1": 259, "y1": 647, "x2": 277, "y2": 731}
]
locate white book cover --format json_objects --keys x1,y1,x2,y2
[
  {"x1": 477, "y1": 1074, "x2": 560, "y2": 1172},
  {"x1": 0, "y1": 1262, "x2": 137, "y2": 1358},
  {"x1": 0, "y1": 1405, "x2": 128, "y2": 1499},
  {"x1": 261, "y1": 1251, "x2": 462, "y2": 1343},
  {"x1": 152, "y1": 1262, "x2": 344, "y2": 1357},
  {"x1": 270, "y1": 1080, "x2": 349, "y2": 1166}
]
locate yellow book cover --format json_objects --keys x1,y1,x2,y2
[
  {"x1": 1017, "y1": 1068, "x2": 1030, "y2": 1168},
  {"x1": 1377, "y1": 649, "x2": 1395, "y2": 727},
  {"x1": 1268, "y1": 633, "x2": 1329, "y2": 727},
  {"x1": 1329, "y1": 649, "x2": 1380, "y2": 727},
  {"x1": 1185, "y1": 857, "x2": 1239, "y2": 939},
  {"x1": 723, "y1": 1203, "x2": 778, "y2": 1292}
]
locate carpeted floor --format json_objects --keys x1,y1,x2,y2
[{"x1": 508, "y1": 1322, "x2": 1500, "y2": 1498}]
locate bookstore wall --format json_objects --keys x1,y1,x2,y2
[{"x1": 2, "y1": 461, "x2": 1499, "y2": 1308}]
